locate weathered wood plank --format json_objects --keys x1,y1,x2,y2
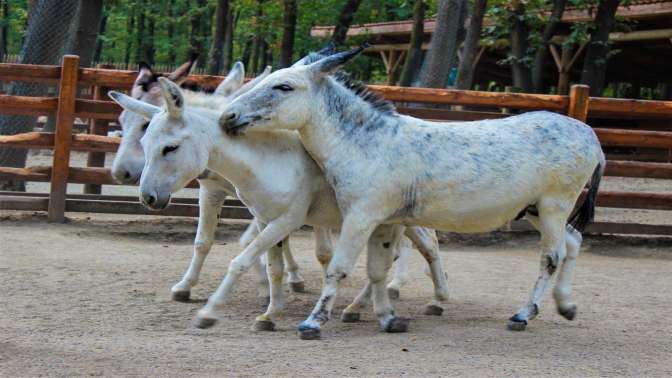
[
  {"x1": 0, "y1": 95, "x2": 57, "y2": 116},
  {"x1": 0, "y1": 63, "x2": 61, "y2": 84},
  {"x1": 48, "y1": 55, "x2": 80, "y2": 222}
]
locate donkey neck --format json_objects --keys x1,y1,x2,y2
[{"x1": 300, "y1": 78, "x2": 398, "y2": 169}]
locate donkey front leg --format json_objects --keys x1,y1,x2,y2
[
  {"x1": 281, "y1": 237, "x2": 306, "y2": 293},
  {"x1": 253, "y1": 243, "x2": 285, "y2": 331},
  {"x1": 368, "y1": 225, "x2": 409, "y2": 333},
  {"x1": 404, "y1": 227, "x2": 450, "y2": 316},
  {"x1": 194, "y1": 216, "x2": 301, "y2": 329},
  {"x1": 508, "y1": 205, "x2": 569, "y2": 331},
  {"x1": 171, "y1": 186, "x2": 227, "y2": 302},
  {"x1": 297, "y1": 212, "x2": 380, "y2": 340},
  {"x1": 313, "y1": 227, "x2": 334, "y2": 273}
]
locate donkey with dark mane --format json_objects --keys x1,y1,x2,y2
[{"x1": 220, "y1": 47, "x2": 606, "y2": 339}]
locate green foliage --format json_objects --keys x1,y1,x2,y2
[{"x1": 2, "y1": 0, "x2": 29, "y2": 56}]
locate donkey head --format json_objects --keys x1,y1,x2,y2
[{"x1": 219, "y1": 45, "x2": 365, "y2": 136}]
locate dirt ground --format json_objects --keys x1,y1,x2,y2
[{"x1": 1, "y1": 212, "x2": 671, "y2": 377}]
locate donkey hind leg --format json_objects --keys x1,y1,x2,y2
[
  {"x1": 314, "y1": 227, "x2": 334, "y2": 273},
  {"x1": 508, "y1": 202, "x2": 570, "y2": 331},
  {"x1": 341, "y1": 282, "x2": 371, "y2": 323},
  {"x1": 253, "y1": 244, "x2": 285, "y2": 331},
  {"x1": 553, "y1": 224, "x2": 582, "y2": 321},
  {"x1": 385, "y1": 237, "x2": 412, "y2": 301},
  {"x1": 368, "y1": 225, "x2": 409, "y2": 333},
  {"x1": 171, "y1": 187, "x2": 227, "y2": 302},
  {"x1": 194, "y1": 217, "x2": 298, "y2": 329},
  {"x1": 281, "y1": 237, "x2": 305, "y2": 293},
  {"x1": 243, "y1": 219, "x2": 271, "y2": 306},
  {"x1": 404, "y1": 227, "x2": 450, "y2": 316},
  {"x1": 298, "y1": 212, "x2": 380, "y2": 340}
]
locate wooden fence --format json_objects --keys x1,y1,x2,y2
[{"x1": 1, "y1": 55, "x2": 672, "y2": 235}]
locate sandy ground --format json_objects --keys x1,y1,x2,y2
[{"x1": 1, "y1": 212, "x2": 671, "y2": 377}]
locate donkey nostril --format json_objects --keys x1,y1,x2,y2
[
  {"x1": 147, "y1": 195, "x2": 156, "y2": 205},
  {"x1": 124, "y1": 171, "x2": 131, "y2": 180}
]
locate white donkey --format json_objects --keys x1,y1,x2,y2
[
  {"x1": 108, "y1": 77, "x2": 450, "y2": 332},
  {"x1": 219, "y1": 47, "x2": 606, "y2": 339},
  {"x1": 109, "y1": 59, "x2": 299, "y2": 303}
]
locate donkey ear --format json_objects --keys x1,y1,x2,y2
[
  {"x1": 157, "y1": 77, "x2": 184, "y2": 119},
  {"x1": 309, "y1": 45, "x2": 367, "y2": 78},
  {"x1": 135, "y1": 62, "x2": 154, "y2": 84},
  {"x1": 214, "y1": 61, "x2": 245, "y2": 96},
  {"x1": 108, "y1": 91, "x2": 161, "y2": 120},
  {"x1": 167, "y1": 53, "x2": 198, "y2": 84},
  {"x1": 229, "y1": 65, "x2": 272, "y2": 99}
]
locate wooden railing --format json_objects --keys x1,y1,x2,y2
[{"x1": 1, "y1": 55, "x2": 672, "y2": 235}]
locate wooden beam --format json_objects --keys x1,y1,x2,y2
[
  {"x1": 0, "y1": 63, "x2": 61, "y2": 84},
  {"x1": 0, "y1": 95, "x2": 57, "y2": 116},
  {"x1": 0, "y1": 132, "x2": 120, "y2": 152},
  {"x1": 595, "y1": 128, "x2": 672, "y2": 149},
  {"x1": 368, "y1": 85, "x2": 568, "y2": 111},
  {"x1": 85, "y1": 64, "x2": 114, "y2": 194},
  {"x1": 48, "y1": 55, "x2": 79, "y2": 222},
  {"x1": 605, "y1": 161, "x2": 672, "y2": 180},
  {"x1": 567, "y1": 84, "x2": 590, "y2": 122}
]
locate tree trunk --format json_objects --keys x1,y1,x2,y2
[
  {"x1": 207, "y1": 0, "x2": 229, "y2": 75},
  {"x1": 0, "y1": 0, "x2": 9, "y2": 57},
  {"x1": 250, "y1": 0, "x2": 264, "y2": 74},
  {"x1": 167, "y1": 0, "x2": 176, "y2": 65},
  {"x1": 455, "y1": 0, "x2": 487, "y2": 90},
  {"x1": 509, "y1": 0, "x2": 533, "y2": 92},
  {"x1": 135, "y1": 4, "x2": 145, "y2": 63},
  {"x1": 418, "y1": 0, "x2": 465, "y2": 88},
  {"x1": 0, "y1": 0, "x2": 79, "y2": 190},
  {"x1": 279, "y1": 0, "x2": 297, "y2": 68},
  {"x1": 190, "y1": 0, "x2": 208, "y2": 57},
  {"x1": 531, "y1": 0, "x2": 567, "y2": 93},
  {"x1": 241, "y1": 37, "x2": 253, "y2": 68},
  {"x1": 580, "y1": 0, "x2": 620, "y2": 96},
  {"x1": 331, "y1": 0, "x2": 363, "y2": 46},
  {"x1": 124, "y1": 5, "x2": 135, "y2": 66},
  {"x1": 143, "y1": 13, "x2": 155, "y2": 65},
  {"x1": 222, "y1": 5, "x2": 235, "y2": 72},
  {"x1": 398, "y1": 0, "x2": 425, "y2": 87},
  {"x1": 93, "y1": 11, "x2": 107, "y2": 63},
  {"x1": 69, "y1": 0, "x2": 103, "y2": 68}
]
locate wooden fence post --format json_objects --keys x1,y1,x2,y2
[
  {"x1": 48, "y1": 55, "x2": 80, "y2": 222},
  {"x1": 83, "y1": 63, "x2": 113, "y2": 194},
  {"x1": 567, "y1": 84, "x2": 590, "y2": 122}
]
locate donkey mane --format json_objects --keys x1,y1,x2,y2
[{"x1": 331, "y1": 71, "x2": 397, "y2": 116}]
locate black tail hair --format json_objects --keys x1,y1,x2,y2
[{"x1": 567, "y1": 163, "x2": 603, "y2": 232}]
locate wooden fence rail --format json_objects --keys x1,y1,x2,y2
[{"x1": 1, "y1": 56, "x2": 672, "y2": 235}]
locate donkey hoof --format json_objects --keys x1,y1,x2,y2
[
  {"x1": 423, "y1": 304, "x2": 444, "y2": 316},
  {"x1": 257, "y1": 296, "x2": 270, "y2": 307},
  {"x1": 194, "y1": 315, "x2": 218, "y2": 329},
  {"x1": 290, "y1": 282, "x2": 305, "y2": 293},
  {"x1": 558, "y1": 304, "x2": 577, "y2": 321},
  {"x1": 507, "y1": 319, "x2": 528, "y2": 331},
  {"x1": 253, "y1": 320, "x2": 276, "y2": 331},
  {"x1": 341, "y1": 312, "x2": 361, "y2": 323},
  {"x1": 385, "y1": 317, "x2": 410, "y2": 333},
  {"x1": 387, "y1": 287, "x2": 400, "y2": 300},
  {"x1": 171, "y1": 290, "x2": 191, "y2": 302},
  {"x1": 297, "y1": 324, "x2": 321, "y2": 340}
]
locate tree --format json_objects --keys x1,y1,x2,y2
[
  {"x1": 207, "y1": 0, "x2": 230, "y2": 74},
  {"x1": 222, "y1": 4, "x2": 235, "y2": 72},
  {"x1": 250, "y1": 0, "x2": 265, "y2": 73},
  {"x1": 93, "y1": 8, "x2": 107, "y2": 63},
  {"x1": 279, "y1": 0, "x2": 297, "y2": 68},
  {"x1": 455, "y1": 0, "x2": 487, "y2": 90},
  {"x1": 418, "y1": 0, "x2": 465, "y2": 88},
  {"x1": 0, "y1": 0, "x2": 9, "y2": 57},
  {"x1": 190, "y1": 0, "x2": 208, "y2": 58},
  {"x1": 508, "y1": 0, "x2": 533, "y2": 92},
  {"x1": 580, "y1": 0, "x2": 621, "y2": 96},
  {"x1": 531, "y1": 0, "x2": 567, "y2": 92},
  {"x1": 0, "y1": 0, "x2": 79, "y2": 190},
  {"x1": 69, "y1": 0, "x2": 104, "y2": 67},
  {"x1": 397, "y1": 0, "x2": 425, "y2": 87},
  {"x1": 331, "y1": 0, "x2": 363, "y2": 46}
]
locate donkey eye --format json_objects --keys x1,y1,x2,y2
[
  {"x1": 162, "y1": 145, "x2": 179, "y2": 156},
  {"x1": 272, "y1": 84, "x2": 294, "y2": 92}
]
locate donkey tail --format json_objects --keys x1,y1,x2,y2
[{"x1": 567, "y1": 162, "x2": 604, "y2": 233}]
